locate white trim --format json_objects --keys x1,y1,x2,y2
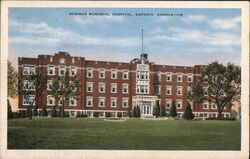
[
  {"x1": 86, "y1": 96, "x2": 93, "y2": 107},
  {"x1": 111, "y1": 69, "x2": 118, "y2": 79},
  {"x1": 47, "y1": 65, "x2": 55, "y2": 76},
  {"x1": 98, "y1": 97, "x2": 105, "y2": 107},
  {"x1": 122, "y1": 98, "x2": 129, "y2": 108},
  {"x1": 98, "y1": 82, "x2": 105, "y2": 93},
  {"x1": 86, "y1": 67, "x2": 94, "y2": 78},
  {"x1": 70, "y1": 66, "x2": 77, "y2": 76},
  {"x1": 176, "y1": 99, "x2": 182, "y2": 109},
  {"x1": 166, "y1": 85, "x2": 172, "y2": 95},
  {"x1": 86, "y1": 82, "x2": 93, "y2": 92},
  {"x1": 111, "y1": 83, "x2": 117, "y2": 93},
  {"x1": 98, "y1": 68, "x2": 106, "y2": 79},
  {"x1": 58, "y1": 65, "x2": 66, "y2": 76},
  {"x1": 110, "y1": 97, "x2": 117, "y2": 108},
  {"x1": 122, "y1": 84, "x2": 129, "y2": 94},
  {"x1": 47, "y1": 95, "x2": 55, "y2": 106},
  {"x1": 176, "y1": 86, "x2": 183, "y2": 96}
]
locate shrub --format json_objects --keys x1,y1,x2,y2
[
  {"x1": 183, "y1": 102, "x2": 194, "y2": 120},
  {"x1": 19, "y1": 111, "x2": 27, "y2": 118},
  {"x1": 160, "y1": 106, "x2": 166, "y2": 117},
  {"x1": 117, "y1": 112, "x2": 122, "y2": 118},
  {"x1": 170, "y1": 100, "x2": 177, "y2": 118},
  {"x1": 8, "y1": 104, "x2": 13, "y2": 119},
  {"x1": 105, "y1": 112, "x2": 111, "y2": 118},
  {"x1": 41, "y1": 107, "x2": 48, "y2": 116},
  {"x1": 51, "y1": 106, "x2": 57, "y2": 117},
  {"x1": 93, "y1": 112, "x2": 99, "y2": 118},
  {"x1": 153, "y1": 100, "x2": 160, "y2": 118},
  {"x1": 127, "y1": 111, "x2": 132, "y2": 117},
  {"x1": 33, "y1": 106, "x2": 38, "y2": 116}
]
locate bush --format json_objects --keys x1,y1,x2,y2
[
  {"x1": 19, "y1": 111, "x2": 27, "y2": 118},
  {"x1": 133, "y1": 106, "x2": 140, "y2": 118},
  {"x1": 105, "y1": 112, "x2": 111, "y2": 118},
  {"x1": 117, "y1": 112, "x2": 122, "y2": 118},
  {"x1": 153, "y1": 100, "x2": 160, "y2": 118},
  {"x1": 33, "y1": 106, "x2": 38, "y2": 116},
  {"x1": 127, "y1": 111, "x2": 132, "y2": 117},
  {"x1": 160, "y1": 106, "x2": 166, "y2": 117},
  {"x1": 8, "y1": 104, "x2": 13, "y2": 119},
  {"x1": 12, "y1": 112, "x2": 20, "y2": 118},
  {"x1": 183, "y1": 102, "x2": 194, "y2": 120},
  {"x1": 41, "y1": 107, "x2": 48, "y2": 116},
  {"x1": 51, "y1": 106, "x2": 57, "y2": 117},
  {"x1": 26, "y1": 107, "x2": 32, "y2": 118},
  {"x1": 93, "y1": 112, "x2": 99, "y2": 118}
]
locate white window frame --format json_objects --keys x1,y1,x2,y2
[
  {"x1": 23, "y1": 65, "x2": 36, "y2": 75},
  {"x1": 111, "y1": 83, "x2": 117, "y2": 93},
  {"x1": 86, "y1": 96, "x2": 93, "y2": 107},
  {"x1": 166, "y1": 72, "x2": 172, "y2": 82},
  {"x1": 58, "y1": 96, "x2": 63, "y2": 106},
  {"x1": 86, "y1": 82, "x2": 93, "y2": 92},
  {"x1": 70, "y1": 81, "x2": 77, "y2": 92},
  {"x1": 158, "y1": 85, "x2": 161, "y2": 95},
  {"x1": 166, "y1": 85, "x2": 172, "y2": 95},
  {"x1": 111, "y1": 69, "x2": 117, "y2": 79},
  {"x1": 86, "y1": 68, "x2": 93, "y2": 78},
  {"x1": 69, "y1": 98, "x2": 77, "y2": 106},
  {"x1": 211, "y1": 102, "x2": 217, "y2": 109},
  {"x1": 47, "y1": 80, "x2": 53, "y2": 90},
  {"x1": 47, "y1": 95, "x2": 55, "y2": 106},
  {"x1": 122, "y1": 84, "x2": 129, "y2": 94},
  {"x1": 22, "y1": 95, "x2": 35, "y2": 106},
  {"x1": 177, "y1": 86, "x2": 183, "y2": 96},
  {"x1": 166, "y1": 99, "x2": 172, "y2": 108},
  {"x1": 157, "y1": 71, "x2": 161, "y2": 81},
  {"x1": 99, "y1": 83, "x2": 105, "y2": 93},
  {"x1": 177, "y1": 73, "x2": 183, "y2": 82},
  {"x1": 187, "y1": 74, "x2": 193, "y2": 83},
  {"x1": 110, "y1": 97, "x2": 117, "y2": 107},
  {"x1": 176, "y1": 99, "x2": 182, "y2": 109},
  {"x1": 123, "y1": 70, "x2": 129, "y2": 80},
  {"x1": 202, "y1": 100, "x2": 209, "y2": 109},
  {"x1": 204, "y1": 87, "x2": 208, "y2": 96},
  {"x1": 70, "y1": 66, "x2": 77, "y2": 76},
  {"x1": 47, "y1": 65, "x2": 55, "y2": 75},
  {"x1": 122, "y1": 98, "x2": 129, "y2": 107},
  {"x1": 98, "y1": 97, "x2": 105, "y2": 107},
  {"x1": 99, "y1": 68, "x2": 105, "y2": 79},
  {"x1": 59, "y1": 65, "x2": 66, "y2": 76}
]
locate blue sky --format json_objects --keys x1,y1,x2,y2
[{"x1": 8, "y1": 8, "x2": 241, "y2": 68}]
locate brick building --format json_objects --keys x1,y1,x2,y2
[{"x1": 18, "y1": 51, "x2": 231, "y2": 118}]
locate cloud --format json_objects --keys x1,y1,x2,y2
[
  {"x1": 209, "y1": 16, "x2": 241, "y2": 30},
  {"x1": 181, "y1": 15, "x2": 206, "y2": 23},
  {"x1": 73, "y1": 15, "x2": 124, "y2": 26},
  {"x1": 151, "y1": 27, "x2": 240, "y2": 46}
]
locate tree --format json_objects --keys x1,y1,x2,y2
[
  {"x1": 153, "y1": 100, "x2": 160, "y2": 118},
  {"x1": 132, "y1": 106, "x2": 140, "y2": 118},
  {"x1": 8, "y1": 100, "x2": 13, "y2": 119},
  {"x1": 18, "y1": 73, "x2": 47, "y2": 120},
  {"x1": 188, "y1": 61, "x2": 241, "y2": 120},
  {"x1": 51, "y1": 74, "x2": 81, "y2": 118},
  {"x1": 170, "y1": 100, "x2": 177, "y2": 118},
  {"x1": 183, "y1": 102, "x2": 194, "y2": 120},
  {"x1": 7, "y1": 61, "x2": 18, "y2": 119}
]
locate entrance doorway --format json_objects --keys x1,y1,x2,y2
[{"x1": 142, "y1": 105, "x2": 151, "y2": 115}]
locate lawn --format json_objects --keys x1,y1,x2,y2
[{"x1": 8, "y1": 118, "x2": 241, "y2": 150}]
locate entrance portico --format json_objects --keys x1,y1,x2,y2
[{"x1": 132, "y1": 95, "x2": 158, "y2": 117}]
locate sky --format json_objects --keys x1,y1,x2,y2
[{"x1": 8, "y1": 8, "x2": 241, "y2": 69}]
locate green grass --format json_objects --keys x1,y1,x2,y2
[{"x1": 8, "y1": 117, "x2": 241, "y2": 150}]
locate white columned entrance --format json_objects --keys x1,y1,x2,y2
[{"x1": 132, "y1": 95, "x2": 157, "y2": 117}]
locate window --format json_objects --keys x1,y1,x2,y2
[
  {"x1": 122, "y1": 84, "x2": 129, "y2": 94},
  {"x1": 86, "y1": 96, "x2": 93, "y2": 107},
  {"x1": 211, "y1": 102, "x2": 217, "y2": 109},
  {"x1": 111, "y1": 69, "x2": 117, "y2": 79},
  {"x1": 69, "y1": 98, "x2": 77, "y2": 106},
  {"x1": 204, "y1": 87, "x2": 208, "y2": 96},
  {"x1": 58, "y1": 96, "x2": 63, "y2": 106},
  {"x1": 204, "y1": 75, "x2": 208, "y2": 83},
  {"x1": 177, "y1": 86, "x2": 182, "y2": 96},
  {"x1": 202, "y1": 101, "x2": 209, "y2": 109},
  {"x1": 166, "y1": 85, "x2": 172, "y2": 95},
  {"x1": 111, "y1": 83, "x2": 117, "y2": 93},
  {"x1": 137, "y1": 71, "x2": 149, "y2": 80},
  {"x1": 123, "y1": 70, "x2": 129, "y2": 80},
  {"x1": 166, "y1": 99, "x2": 172, "y2": 108},
  {"x1": 177, "y1": 73, "x2": 183, "y2": 82},
  {"x1": 22, "y1": 95, "x2": 35, "y2": 106},
  {"x1": 188, "y1": 74, "x2": 193, "y2": 82},
  {"x1": 220, "y1": 90, "x2": 225, "y2": 96},
  {"x1": 23, "y1": 65, "x2": 35, "y2": 75},
  {"x1": 99, "y1": 83, "x2": 105, "y2": 93},
  {"x1": 110, "y1": 97, "x2": 117, "y2": 107},
  {"x1": 86, "y1": 82, "x2": 93, "y2": 92},
  {"x1": 98, "y1": 97, "x2": 105, "y2": 107},
  {"x1": 99, "y1": 68, "x2": 105, "y2": 79},
  {"x1": 136, "y1": 85, "x2": 149, "y2": 94},
  {"x1": 47, "y1": 65, "x2": 55, "y2": 75},
  {"x1": 176, "y1": 100, "x2": 182, "y2": 109},
  {"x1": 59, "y1": 66, "x2": 66, "y2": 76},
  {"x1": 157, "y1": 85, "x2": 161, "y2": 95},
  {"x1": 22, "y1": 81, "x2": 35, "y2": 91},
  {"x1": 70, "y1": 81, "x2": 77, "y2": 91},
  {"x1": 86, "y1": 68, "x2": 93, "y2": 78},
  {"x1": 47, "y1": 95, "x2": 55, "y2": 106},
  {"x1": 47, "y1": 80, "x2": 53, "y2": 90},
  {"x1": 187, "y1": 86, "x2": 192, "y2": 96},
  {"x1": 166, "y1": 73, "x2": 172, "y2": 82},
  {"x1": 70, "y1": 67, "x2": 77, "y2": 76},
  {"x1": 122, "y1": 98, "x2": 129, "y2": 107},
  {"x1": 157, "y1": 71, "x2": 161, "y2": 81}
]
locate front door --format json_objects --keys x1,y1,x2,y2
[{"x1": 142, "y1": 105, "x2": 151, "y2": 115}]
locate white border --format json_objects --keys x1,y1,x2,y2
[{"x1": 0, "y1": 1, "x2": 249, "y2": 159}]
